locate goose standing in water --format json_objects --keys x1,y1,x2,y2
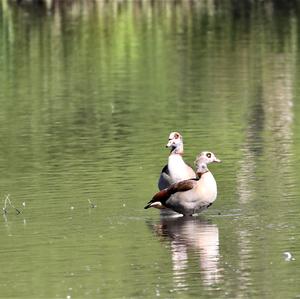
[
  {"x1": 146, "y1": 152, "x2": 221, "y2": 216},
  {"x1": 158, "y1": 132, "x2": 196, "y2": 190}
]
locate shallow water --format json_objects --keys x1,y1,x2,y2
[{"x1": 1, "y1": 1, "x2": 300, "y2": 298}]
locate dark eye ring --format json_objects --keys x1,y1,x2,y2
[{"x1": 206, "y1": 153, "x2": 211, "y2": 158}]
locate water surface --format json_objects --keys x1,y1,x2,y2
[{"x1": 0, "y1": 1, "x2": 300, "y2": 298}]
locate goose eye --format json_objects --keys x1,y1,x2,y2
[{"x1": 206, "y1": 153, "x2": 211, "y2": 158}]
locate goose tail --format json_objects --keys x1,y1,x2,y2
[{"x1": 144, "y1": 189, "x2": 170, "y2": 209}]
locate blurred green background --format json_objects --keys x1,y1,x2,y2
[{"x1": 0, "y1": 1, "x2": 300, "y2": 298}]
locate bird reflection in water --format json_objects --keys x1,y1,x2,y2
[{"x1": 148, "y1": 216, "x2": 221, "y2": 290}]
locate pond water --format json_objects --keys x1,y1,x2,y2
[{"x1": 1, "y1": 1, "x2": 300, "y2": 298}]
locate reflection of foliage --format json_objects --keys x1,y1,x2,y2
[
  {"x1": 0, "y1": 0, "x2": 298, "y2": 186},
  {"x1": 0, "y1": 1, "x2": 299, "y2": 298},
  {"x1": 0, "y1": 1, "x2": 297, "y2": 164}
]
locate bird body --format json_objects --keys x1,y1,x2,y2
[
  {"x1": 158, "y1": 132, "x2": 196, "y2": 190},
  {"x1": 146, "y1": 151, "x2": 221, "y2": 216},
  {"x1": 168, "y1": 154, "x2": 196, "y2": 183},
  {"x1": 163, "y1": 172, "x2": 217, "y2": 215}
]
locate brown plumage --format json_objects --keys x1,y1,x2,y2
[
  {"x1": 144, "y1": 179, "x2": 197, "y2": 209},
  {"x1": 145, "y1": 151, "x2": 221, "y2": 216}
]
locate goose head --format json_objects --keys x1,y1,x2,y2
[
  {"x1": 166, "y1": 132, "x2": 184, "y2": 154},
  {"x1": 195, "y1": 151, "x2": 221, "y2": 174}
]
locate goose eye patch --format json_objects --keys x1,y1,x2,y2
[{"x1": 206, "y1": 153, "x2": 211, "y2": 158}]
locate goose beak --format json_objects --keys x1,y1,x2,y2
[{"x1": 214, "y1": 158, "x2": 222, "y2": 163}]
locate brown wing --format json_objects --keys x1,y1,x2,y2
[
  {"x1": 144, "y1": 180, "x2": 195, "y2": 209},
  {"x1": 168, "y1": 180, "x2": 195, "y2": 194}
]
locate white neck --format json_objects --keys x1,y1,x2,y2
[
  {"x1": 170, "y1": 143, "x2": 184, "y2": 155},
  {"x1": 168, "y1": 154, "x2": 190, "y2": 182},
  {"x1": 196, "y1": 162, "x2": 209, "y2": 174}
]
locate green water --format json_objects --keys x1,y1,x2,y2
[{"x1": 1, "y1": 0, "x2": 300, "y2": 298}]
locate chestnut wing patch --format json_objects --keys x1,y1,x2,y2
[
  {"x1": 144, "y1": 180, "x2": 195, "y2": 209},
  {"x1": 168, "y1": 180, "x2": 195, "y2": 194}
]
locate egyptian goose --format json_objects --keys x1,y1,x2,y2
[
  {"x1": 158, "y1": 132, "x2": 196, "y2": 190},
  {"x1": 145, "y1": 152, "x2": 221, "y2": 216}
]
